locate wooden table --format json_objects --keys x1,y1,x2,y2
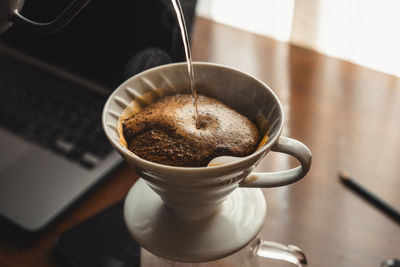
[{"x1": 1, "y1": 17, "x2": 400, "y2": 267}]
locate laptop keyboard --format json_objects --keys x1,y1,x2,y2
[{"x1": 0, "y1": 54, "x2": 114, "y2": 169}]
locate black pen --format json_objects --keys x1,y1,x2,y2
[{"x1": 338, "y1": 171, "x2": 400, "y2": 224}]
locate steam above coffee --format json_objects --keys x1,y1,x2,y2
[
  {"x1": 116, "y1": 1, "x2": 261, "y2": 167},
  {"x1": 121, "y1": 94, "x2": 260, "y2": 167},
  {"x1": 117, "y1": 0, "x2": 260, "y2": 167}
]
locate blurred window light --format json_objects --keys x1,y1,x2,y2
[
  {"x1": 196, "y1": 0, "x2": 295, "y2": 42},
  {"x1": 196, "y1": 0, "x2": 400, "y2": 77}
]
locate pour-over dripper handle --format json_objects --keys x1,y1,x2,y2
[
  {"x1": 255, "y1": 238, "x2": 307, "y2": 266},
  {"x1": 240, "y1": 136, "x2": 312, "y2": 188}
]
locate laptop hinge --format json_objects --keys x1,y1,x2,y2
[{"x1": 0, "y1": 43, "x2": 110, "y2": 95}]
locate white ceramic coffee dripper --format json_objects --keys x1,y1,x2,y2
[{"x1": 102, "y1": 62, "x2": 312, "y2": 265}]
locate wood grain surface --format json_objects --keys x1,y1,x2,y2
[
  {"x1": 191, "y1": 17, "x2": 400, "y2": 267},
  {"x1": 1, "y1": 16, "x2": 399, "y2": 267}
]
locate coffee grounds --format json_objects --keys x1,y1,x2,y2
[{"x1": 122, "y1": 94, "x2": 259, "y2": 167}]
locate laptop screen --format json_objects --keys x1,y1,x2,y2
[{"x1": 0, "y1": 0, "x2": 191, "y2": 89}]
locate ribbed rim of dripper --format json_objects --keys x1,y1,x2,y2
[{"x1": 102, "y1": 61, "x2": 284, "y2": 173}]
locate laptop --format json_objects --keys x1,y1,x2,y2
[{"x1": 0, "y1": 0, "x2": 196, "y2": 231}]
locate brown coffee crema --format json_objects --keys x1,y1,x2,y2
[{"x1": 121, "y1": 94, "x2": 260, "y2": 167}]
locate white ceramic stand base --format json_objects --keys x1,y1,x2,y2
[{"x1": 124, "y1": 178, "x2": 267, "y2": 263}]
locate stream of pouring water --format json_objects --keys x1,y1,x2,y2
[{"x1": 170, "y1": 0, "x2": 199, "y2": 126}]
